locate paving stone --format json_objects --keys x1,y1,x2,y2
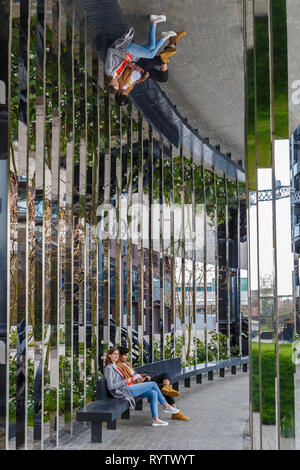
[{"x1": 47, "y1": 369, "x2": 249, "y2": 450}]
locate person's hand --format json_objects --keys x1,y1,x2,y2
[
  {"x1": 145, "y1": 375, "x2": 151, "y2": 381},
  {"x1": 144, "y1": 72, "x2": 149, "y2": 79},
  {"x1": 136, "y1": 377, "x2": 145, "y2": 383},
  {"x1": 134, "y1": 65, "x2": 144, "y2": 73}
]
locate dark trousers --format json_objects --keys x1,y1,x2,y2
[
  {"x1": 136, "y1": 56, "x2": 169, "y2": 83},
  {"x1": 151, "y1": 373, "x2": 175, "y2": 405}
]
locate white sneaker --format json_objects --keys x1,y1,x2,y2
[
  {"x1": 152, "y1": 418, "x2": 168, "y2": 426},
  {"x1": 163, "y1": 405, "x2": 180, "y2": 414},
  {"x1": 161, "y1": 31, "x2": 177, "y2": 41},
  {"x1": 149, "y1": 15, "x2": 166, "y2": 23}
]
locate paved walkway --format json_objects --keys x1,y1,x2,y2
[{"x1": 48, "y1": 368, "x2": 249, "y2": 450}]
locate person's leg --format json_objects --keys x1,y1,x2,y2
[
  {"x1": 148, "y1": 38, "x2": 165, "y2": 57},
  {"x1": 128, "y1": 38, "x2": 164, "y2": 60},
  {"x1": 129, "y1": 381, "x2": 167, "y2": 406},
  {"x1": 165, "y1": 395, "x2": 175, "y2": 406},
  {"x1": 161, "y1": 373, "x2": 171, "y2": 385},
  {"x1": 147, "y1": 390, "x2": 159, "y2": 418},
  {"x1": 149, "y1": 381, "x2": 169, "y2": 405},
  {"x1": 129, "y1": 383, "x2": 161, "y2": 418},
  {"x1": 149, "y1": 67, "x2": 168, "y2": 82},
  {"x1": 142, "y1": 22, "x2": 156, "y2": 49},
  {"x1": 151, "y1": 373, "x2": 166, "y2": 385},
  {"x1": 150, "y1": 373, "x2": 174, "y2": 403},
  {"x1": 136, "y1": 57, "x2": 157, "y2": 73},
  {"x1": 128, "y1": 22, "x2": 157, "y2": 59},
  {"x1": 129, "y1": 382, "x2": 155, "y2": 397}
]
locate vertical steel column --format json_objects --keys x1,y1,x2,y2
[
  {"x1": 256, "y1": 0, "x2": 273, "y2": 450},
  {"x1": 136, "y1": 113, "x2": 144, "y2": 365},
  {"x1": 269, "y1": 0, "x2": 292, "y2": 449},
  {"x1": 16, "y1": 0, "x2": 30, "y2": 449},
  {"x1": 163, "y1": 144, "x2": 172, "y2": 357},
  {"x1": 194, "y1": 161, "x2": 205, "y2": 365},
  {"x1": 64, "y1": 0, "x2": 74, "y2": 439},
  {"x1": 78, "y1": 13, "x2": 87, "y2": 412},
  {"x1": 237, "y1": 179, "x2": 242, "y2": 358},
  {"x1": 0, "y1": 0, "x2": 9, "y2": 451},
  {"x1": 50, "y1": 0, "x2": 60, "y2": 444},
  {"x1": 180, "y1": 145, "x2": 186, "y2": 364},
  {"x1": 26, "y1": 0, "x2": 37, "y2": 449},
  {"x1": 202, "y1": 168, "x2": 208, "y2": 363},
  {"x1": 8, "y1": 0, "x2": 20, "y2": 449},
  {"x1": 126, "y1": 104, "x2": 132, "y2": 359},
  {"x1": 97, "y1": 79, "x2": 105, "y2": 374},
  {"x1": 213, "y1": 170, "x2": 220, "y2": 362},
  {"x1": 90, "y1": 48, "x2": 99, "y2": 385},
  {"x1": 85, "y1": 17, "x2": 96, "y2": 411},
  {"x1": 245, "y1": 0, "x2": 255, "y2": 450},
  {"x1": 191, "y1": 153, "x2": 197, "y2": 366},
  {"x1": 94, "y1": 55, "x2": 100, "y2": 374},
  {"x1": 159, "y1": 136, "x2": 164, "y2": 360},
  {"x1": 115, "y1": 104, "x2": 122, "y2": 347},
  {"x1": 225, "y1": 176, "x2": 230, "y2": 359},
  {"x1": 43, "y1": 0, "x2": 54, "y2": 445},
  {"x1": 169, "y1": 145, "x2": 175, "y2": 360},
  {"x1": 38, "y1": 0, "x2": 46, "y2": 448},
  {"x1": 102, "y1": 70, "x2": 111, "y2": 357},
  {"x1": 148, "y1": 126, "x2": 154, "y2": 362}
]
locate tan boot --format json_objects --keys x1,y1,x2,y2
[
  {"x1": 169, "y1": 31, "x2": 186, "y2": 45},
  {"x1": 172, "y1": 411, "x2": 189, "y2": 421},
  {"x1": 160, "y1": 49, "x2": 177, "y2": 64},
  {"x1": 161, "y1": 384, "x2": 180, "y2": 397}
]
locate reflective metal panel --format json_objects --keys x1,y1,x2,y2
[
  {"x1": 136, "y1": 113, "x2": 144, "y2": 366},
  {"x1": 16, "y1": 0, "x2": 30, "y2": 449},
  {"x1": 247, "y1": 0, "x2": 293, "y2": 451},
  {"x1": 2, "y1": 0, "x2": 253, "y2": 449},
  {"x1": 0, "y1": 0, "x2": 9, "y2": 451}
]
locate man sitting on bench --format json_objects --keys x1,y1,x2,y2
[{"x1": 117, "y1": 346, "x2": 189, "y2": 421}]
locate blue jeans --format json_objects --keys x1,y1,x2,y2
[
  {"x1": 128, "y1": 381, "x2": 167, "y2": 418},
  {"x1": 127, "y1": 23, "x2": 164, "y2": 60}
]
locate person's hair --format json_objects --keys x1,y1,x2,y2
[
  {"x1": 108, "y1": 85, "x2": 117, "y2": 95},
  {"x1": 119, "y1": 346, "x2": 129, "y2": 357},
  {"x1": 105, "y1": 75, "x2": 117, "y2": 95},
  {"x1": 115, "y1": 92, "x2": 130, "y2": 107},
  {"x1": 105, "y1": 347, "x2": 120, "y2": 366}
]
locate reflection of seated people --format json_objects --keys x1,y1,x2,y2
[
  {"x1": 105, "y1": 15, "x2": 177, "y2": 87},
  {"x1": 117, "y1": 346, "x2": 189, "y2": 421},
  {"x1": 112, "y1": 32, "x2": 186, "y2": 106}
]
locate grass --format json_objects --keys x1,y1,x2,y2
[{"x1": 252, "y1": 342, "x2": 295, "y2": 437}]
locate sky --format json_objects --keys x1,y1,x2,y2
[{"x1": 249, "y1": 139, "x2": 293, "y2": 296}]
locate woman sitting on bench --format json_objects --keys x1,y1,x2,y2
[
  {"x1": 104, "y1": 347, "x2": 180, "y2": 427},
  {"x1": 117, "y1": 346, "x2": 189, "y2": 421}
]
